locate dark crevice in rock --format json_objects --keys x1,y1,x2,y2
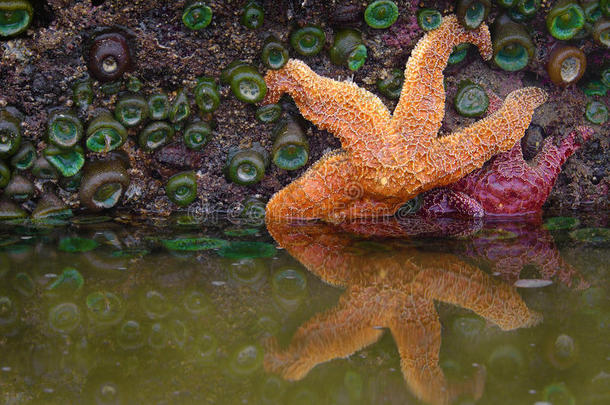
[{"x1": 31, "y1": 1, "x2": 55, "y2": 29}]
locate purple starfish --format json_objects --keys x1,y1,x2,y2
[{"x1": 420, "y1": 125, "x2": 593, "y2": 217}]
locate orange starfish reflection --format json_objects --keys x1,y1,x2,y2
[
  {"x1": 264, "y1": 15, "x2": 547, "y2": 222},
  {"x1": 265, "y1": 219, "x2": 542, "y2": 405}
]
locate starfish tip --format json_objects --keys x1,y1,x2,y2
[
  {"x1": 478, "y1": 25, "x2": 493, "y2": 61},
  {"x1": 576, "y1": 125, "x2": 594, "y2": 141}
]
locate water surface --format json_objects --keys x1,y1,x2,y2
[{"x1": 0, "y1": 214, "x2": 608, "y2": 404}]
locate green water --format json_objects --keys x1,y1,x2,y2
[{"x1": 0, "y1": 214, "x2": 608, "y2": 404}]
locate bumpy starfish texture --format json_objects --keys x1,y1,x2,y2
[
  {"x1": 265, "y1": 219, "x2": 542, "y2": 405},
  {"x1": 421, "y1": 123, "x2": 593, "y2": 216},
  {"x1": 346, "y1": 90, "x2": 592, "y2": 219},
  {"x1": 263, "y1": 15, "x2": 547, "y2": 222}
]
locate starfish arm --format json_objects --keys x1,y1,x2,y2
[
  {"x1": 265, "y1": 219, "x2": 365, "y2": 287},
  {"x1": 263, "y1": 59, "x2": 392, "y2": 154},
  {"x1": 263, "y1": 293, "x2": 384, "y2": 381},
  {"x1": 265, "y1": 150, "x2": 401, "y2": 222},
  {"x1": 389, "y1": 301, "x2": 445, "y2": 404},
  {"x1": 391, "y1": 15, "x2": 492, "y2": 139},
  {"x1": 389, "y1": 301, "x2": 485, "y2": 405},
  {"x1": 427, "y1": 87, "x2": 548, "y2": 189},
  {"x1": 265, "y1": 150, "x2": 357, "y2": 221},
  {"x1": 531, "y1": 126, "x2": 593, "y2": 190},
  {"x1": 421, "y1": 188, "x2": 484, "y2": 218},
  {"x1": 448, "y1": 126, "x2": 592, "y2": 215},
  {"x1": 413, "y1": 253, "x2": 542, "y2": 330}
]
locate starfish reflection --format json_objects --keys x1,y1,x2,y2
[
  {"x1": 461, "y1": 218, "x2": 589, "y2": 290},
  {"x1": 265, "y1": 218, "x2": 543, "y2": 404}
]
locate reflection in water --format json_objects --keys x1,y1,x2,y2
[
  {"x1": 460, "y1": 218, "x2": 589, "y2": 289},
  {"x1": 265, "y1": 218, "x2": 542, "y2": 404},
  {"x1": 336, "y1": 214, "x2": 588, "y2": 289},
  {"x1": 0, "y1": 216, "x2": 606, "y2": 403}
]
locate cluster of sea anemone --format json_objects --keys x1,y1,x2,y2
[{"x1": 0, "y1": 0, "x2": 606, "y2": 218}]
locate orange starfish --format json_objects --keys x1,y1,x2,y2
[
  {"x1": 263, "y1": 15, "x2": 547, "y2": 222},
  {"x1": 265, "y1": 219, "x2": 542, "y2": 405}
]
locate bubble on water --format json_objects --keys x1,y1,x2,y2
[
  {"x1": 196, "y1": 331, "x2": 218, "y2": 362},
  {"x1": 48, "y1": 302, "x2": 81, "y2": 334},
  {"x1": 228, "y1": 343, "x2": 263, "y2": 375},
  {"x1": 117, "y1": 320, "x2": 144, "y2": 350},
  {"x1": 183, "y1": 290, "x2": 210, "y2": 315},
  {"x1": 141, "y1": 290, "x2": 172, "y2": 320},
  {"x1": 488, "y1": 344, "x2": 524, "y2": 379},
  {"x1": 86, "y1": 291, "x2": 124, "y2": 327}
]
